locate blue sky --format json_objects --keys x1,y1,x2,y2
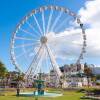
[{"x1": 0, "y1": 0, "x2": 100, "y2": 71}]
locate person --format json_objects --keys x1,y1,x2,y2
[
  {"x1": 16, "y1": 88, "x2": 20, "y2": 96},
  {"x1": 16, "y1": 80, "x2": 20, "y2": 96}
]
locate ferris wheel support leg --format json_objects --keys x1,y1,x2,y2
[
  {"x1": 24, "y1": 45, "x2": 43, "y2": 79},
  {"x1": 45, "y1": 44, "x2": 62, "y2": 80}
]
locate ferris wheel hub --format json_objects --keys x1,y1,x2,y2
[{"x1": 40, "y1": 36, "x2": 47, "y2": 44}]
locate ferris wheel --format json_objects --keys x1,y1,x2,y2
[{"x1": 10, "y1": 6, "x2": 86, "y2": 80}]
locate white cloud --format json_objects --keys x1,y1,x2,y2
[
  {"x1": 46, "y1": 29, "x2": 83, "y2": 62},
  {"x1": 78, "y1": 0, "x2": 100, "y2": 58},
  {"x1": 45, "y1": 0, "x2": 100, "y2": 63}
]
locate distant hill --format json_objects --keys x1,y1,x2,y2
[{"x1": 91, "y1": 67, "x2": 100, "y2": 75}]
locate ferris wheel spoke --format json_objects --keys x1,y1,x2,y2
[
  {"x1": 33, "y1": 14, "x2": 43, "y2": 36},
  {"x1": 15, "y1": 36, "x2": 34, "y2": 41},
  {"x1": 46, "y1": 9, "x2": 53, "y2": 34},
  {"x1": 42, "y1": 11, "x2": 46, "y2": 36},
  {"x1": 45, "y1": 49, "x2": 50, "y2": 73},
  {"x1": 45, "y1": 49, "x2": 47, "y2": 70},
  {"x1": 15, "y1": 35, "x2": 40, "y2": 42},
  {"x1": 16, "y1": 48, "x2": 33, "y2": 58},
  {"x1": 41, "y1": 47, "x2": 46, "y2": 73},
  {"x1": 26, "y1": 21, "x2": 41, "y2": 37},
  {"x1": 14, "y1": 43, "x2": 38, "y2": 49},
  {"x1": 50, "y1": 11, "x2": 63, "y2": 32},
  {"x1": 54, "y1": 16, "x2": 71, "y2": 32},
  {"x1": 19, "y1": 28, "x2": 34, "y2": 37},
  {"x1": 46, "y1": 48, "x2": 53, "y2": 74}
]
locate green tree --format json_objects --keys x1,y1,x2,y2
[
  {"x1": 0, "y1": 60, "x2": 8, "y2": 87},
  {"x1": 96, "y1": 75, "x2": 100, "y2": 80},
  {"x1": 0, "y1": 61, "x2": 7, "y2": 78}
]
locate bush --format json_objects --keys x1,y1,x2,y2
[
  {"x1": 96, "y1": 82, "x2": 100, "y2": 85},
  {"x1": 92, "y1": 89, "x2": 100, "y2": 95},
  {"x1": 77, "y1": 89, "x2": 86, "y2": 93}
]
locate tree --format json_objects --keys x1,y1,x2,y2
[
  {"x1": 0, "y1": 60, "x2": 8, "y2": 87},
  {"x1": 0, "y1": 61, "x2": 7, "y2": 78},
  {"x1": 96, "y1": 75, "x2": 100, "y2": 80},
  {"x1": 16, "y1": 73, "x2": 25, "y2": 96}
]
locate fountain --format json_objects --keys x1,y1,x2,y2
[{"x1": 19, "y1": 73, "x2": 62, "y2": 97}]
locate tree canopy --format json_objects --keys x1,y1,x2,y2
[{"x1": 0, "y1": 60, "x2": 7, "y2": 78}]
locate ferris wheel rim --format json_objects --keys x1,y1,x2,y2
[{"x1": 10, "y1": 5, "x2": 86, "y2": 73}]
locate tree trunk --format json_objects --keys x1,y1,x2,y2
[{"x1": 87, "y1": 76, "x2": 89, "y2": 88}]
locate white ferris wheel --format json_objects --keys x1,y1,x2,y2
[{"x1": 10, "y1": 6, "x2": 86, "y2": 80}]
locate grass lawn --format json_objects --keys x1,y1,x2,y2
[{"x1": 0, "y1": 88, "x2": 90, "y2": 100}]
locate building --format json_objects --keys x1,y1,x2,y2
[{"x1": 49, "y1": 64, "x2": 91, "y2": 88}]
